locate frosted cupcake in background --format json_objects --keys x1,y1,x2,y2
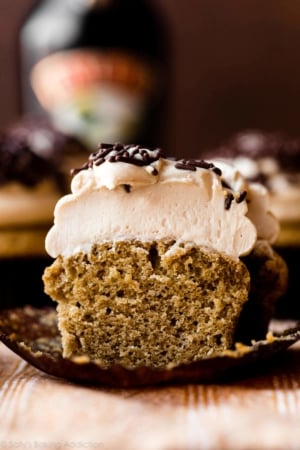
[
  {"x1": 202, "y1": 129, "x2": 300, "y2": 318},
  {"x1": 7, "y1": 117, "x2": 90, "y2": 187},
  {"x1": 0, "y1": 116, "x2": 88, "y2": 308}
]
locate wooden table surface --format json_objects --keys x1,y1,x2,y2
[{"x1": 0, "y1": 337, "x2": 300, "y2": 450}]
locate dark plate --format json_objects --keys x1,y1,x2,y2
[{"x1": 0, "y1": 305, "x2": 299, "y2": 387}]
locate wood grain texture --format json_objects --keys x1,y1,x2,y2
[{"x1": 1, "y1": 341, "x2": 300, "y2": 450}]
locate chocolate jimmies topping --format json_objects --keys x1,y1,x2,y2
[
  {"x1": 224, "y1": 193, "x2": 234, "y2": 210},
  {"x1": 72, "y1": 144, "x2": 165, "y2": 176},
  {"x1": 175, "y1": 159, "x2": 222, "y2": 176},
  {"x1": 71, "y1": 144, "x2": 249, "y2": 210}
]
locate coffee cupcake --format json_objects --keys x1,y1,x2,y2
[{"x1": 43, "y1": 144, "x2": 287, "y2": 368}]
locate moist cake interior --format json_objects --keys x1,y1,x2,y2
[{"x1": 43, "y1": 240, "x2": 250, "y2": 369}]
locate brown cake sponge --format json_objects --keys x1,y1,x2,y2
[{"x1": 43, "y1": 241, "x2": 250, "y2": 369}]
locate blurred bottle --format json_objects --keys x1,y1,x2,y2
[{"x1": 19, "y1": 0, "x2": 170, "y2": 149}]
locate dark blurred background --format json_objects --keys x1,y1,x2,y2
[{"x1": 2, "y1": 0, "x2": 300, "y2": 156}]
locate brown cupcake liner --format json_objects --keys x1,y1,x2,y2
[{"x1": 0, "y1": 305, "x2": 299, "y2": 388}]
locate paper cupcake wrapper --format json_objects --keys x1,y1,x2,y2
[{"x1": 0, "y1": 305, "x2": 299, "y2": 388}]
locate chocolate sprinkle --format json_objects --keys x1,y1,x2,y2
[
  {"x1": 224, "y1": 193, "x2": 234, "y2": 210},
  {"x1": 175, "y1": 159, "x2": 222, "y2": 176},
  {"x1": 222, "y1": 179, "x2": 232, "y2": 190},
  {"x1": 212, "y1": 166, "x2": 222, "y2": 176},
  {"x1": 123, "y1": 184, "x2": 132, "y2": 193},
  {"x1": 174, "y1": 162, "x2": 197, "y2": 171},
  {"x1": 236, "y1": 190, "x2": 247, "y2": 204}
]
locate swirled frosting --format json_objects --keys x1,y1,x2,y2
[{"x1": 45, "y1": 144, "x2": 279, "y2": 259}]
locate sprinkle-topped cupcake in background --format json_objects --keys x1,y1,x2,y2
[
  {"x1": 7, "y1": 116, "x2": 90, "y2": 187},
  {"x1": 0, "y1": 116, "x2": 89, "y2": 308},
  {"x1": 202, "y1": 129, "x2": 300, "y2": 318}
]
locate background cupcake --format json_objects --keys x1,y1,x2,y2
[
  {"x1": 0, "y1": 116, "x2": 88, "y2": 308},
  {"x1": 202, "y1": 129, "x2": 300, "y2": 318}
]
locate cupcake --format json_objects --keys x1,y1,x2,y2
[
  {"x1": 202, "y1": 130, "x2": 300, "y2": 318},
  {"x1": 42, "y1": 144, "x2": 287, "y2": 369},
  {"x1": 7, "y1": 116, "x2": 89, "y2": 186},
  {"x1": 0, "y1": 116, "x2": 88, "y2": 308}
]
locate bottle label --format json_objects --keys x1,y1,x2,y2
[{"x1": 30, "y1": 50, "x2": 156, "y2": 148}]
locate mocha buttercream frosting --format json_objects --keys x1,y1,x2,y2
[{"x1": 45, "y1": 143, "x2": 279, "y2": 259}]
